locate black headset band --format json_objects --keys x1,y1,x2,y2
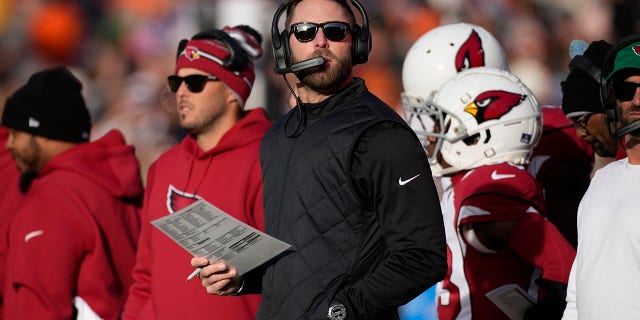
[{"x1": 569, "y1": 55, "x2": 602, "y2": 84}]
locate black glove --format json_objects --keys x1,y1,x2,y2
[{"x1": 523, "y1": 278, "x2": 567, "y2": 320}]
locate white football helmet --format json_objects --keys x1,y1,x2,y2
[
  {"x1": 401, "y1": 23, "x2": 509, "y2": 138},
  {"x1": 401, "y1": 22, "x2": 509, "y2": 101},
  {"x1": 405, "y1": 67, "x2": 541, "y2": 176}
]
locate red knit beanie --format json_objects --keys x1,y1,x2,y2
[{"x1": 174, "y1": 26, "x2": 263, "y2": 108}]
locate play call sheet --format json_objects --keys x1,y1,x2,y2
[{"x1": 151, "y1": 199, "x2": 291, "y2": 276}]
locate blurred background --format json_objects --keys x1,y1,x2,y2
[{"x1": 0, "y1": 0, "x2": 637, "y2": 318}]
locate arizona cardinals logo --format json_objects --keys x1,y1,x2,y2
[
  {"x1": 184, "y1": 46, "x2": 200, "y2": 61},
  {"x1": 463, "y1": 90, "x2": 526, "y2": 123},
  {"x1": 633, "y1": 45, "x2": 640, "y2": 56},
  {"x1": 455, "y1": 30, "x2": 485, "y2": 72},
  {"x1": 166, "y1": 185, "x2": 202, "y2": 213}
]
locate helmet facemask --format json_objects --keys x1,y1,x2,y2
[{"x1": 403, "y1": 68, "x2": 542, "y2": 177}]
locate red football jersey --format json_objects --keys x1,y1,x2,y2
[
  {"x1": 529, "y1": 105, "x2": 593, "y2": 177},
  {"x1": 437, "y1": 162, "x2": 547, "y2": 320}
]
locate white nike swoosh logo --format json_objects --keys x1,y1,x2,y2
[
  {"x1": 399, "y1": 174, "x2": 421, "y2": 186},
  {"x1": 491, "y1": 170, "x2": 516, "y2": 180},
  {"x1": 24, "y1": 230, "x2": 44, "y2": 243}
]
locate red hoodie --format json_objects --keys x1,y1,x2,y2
[
  {"x1": 3, "y1": 129, "x2": 143, "y2": 319},
  {"x1": 123, "y1": 108, "x2": 271, "y2": 320},
  {"x1": 0, "y1": 127, "x2": 23, "y2": 319}
]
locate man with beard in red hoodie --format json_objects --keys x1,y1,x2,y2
[
  {"x1": 1, "y1": 66, "x2": 143, "y2": 319},
  {"x1": 0, "y1": 126, "x2": 23, "y2": 317},
  {"x1": 122, "y1": 25, "x2": 271, "y2": 320}
]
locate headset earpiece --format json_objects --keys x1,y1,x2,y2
[
  {"x1": 280, "y1": 30, "x2": 292, "y2": 68},
  {"x1": 348, "y1": 0, "x2": 371, "y2": 65},
  {"x1": 272, "y1": 2, "x2": 291, "y2": 74},
  {"x1": 351, "y1": 24, "x2": 370, "y2": 64},
  {"x1": 188, "y1": 29, "x2": 248, "y2": 71}
]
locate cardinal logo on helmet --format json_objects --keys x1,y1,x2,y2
[
  {"x1": 464, "y1": 90, "x2": 526, "y2": 123},
  {"x1": 456, "y1": 30, "x2": 486, "y2": 72}
]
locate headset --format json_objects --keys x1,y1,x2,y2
[
  {"x1": 271, "y1": 0, "x2": 371, "y2": 74},
  {"x1": 600, "y1": 33, "x2": 640, "y2": 137},
  {"x1": 569, "y1": 55, "x2": 603, "y2": 84},
  {"x1": 176, "y1": 29, "x2": 249, "y2": 71}
]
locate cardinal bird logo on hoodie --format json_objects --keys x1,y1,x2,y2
[
  {"x1": 456, "y1": 30, "x2": 486, "y2": 72},
  {"x1": 166, "y1": 185, "x2": 202, "y2": 213},
  {"x1": 463, "y1": 90, "x2": 526, "y2": 124}
]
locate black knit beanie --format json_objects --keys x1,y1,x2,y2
[
  {"x1": 561, "y1": 40, "x2": 614, "y2": 118},
  {"x1": 2, "y1": 66, "x2": 91, "y2": 142}
]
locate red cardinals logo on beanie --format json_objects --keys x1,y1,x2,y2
[
  {"x1": 174, "y1": 26, "x2": 263, "y2": 108},
  {"x1": 464, "y1": 90, "x2": 525, "y2": 124},
  {"x1": 633, "y1": 45, "x2": 640, "y2": 56},
  {"x1": 184, "y1": 46, "x2": 201, "y2": 61}
]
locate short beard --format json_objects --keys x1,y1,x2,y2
[
  {"x1": 19, "y1": 171, "x2": 37, "y2": 194},
  {"x1": 294, "y1": 50, "x2": 352, "y2": 94},
  {"x1": 618, "y1": 107, "x2": 640, "y2": 138}
]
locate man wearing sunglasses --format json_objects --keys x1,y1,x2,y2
[
  {"x1": 561, "y1": 40, "x2": 626, "y2": 174},
  {"x1": 192, "y1": 1, "x2": 447, "y2": 319},
  {"x1": 123, "y1": 25, "x2": 271, "y2": 320},
  {"x1": 562, "y1": 34, "x2": 640, "y2": 320}
]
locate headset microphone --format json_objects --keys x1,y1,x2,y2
[
  {"x1": 276, "y1": 56, "x2": 325, "y2": 74},
  {"x1": 614, "y1": 121, "x2": 640, "y2": 137}
]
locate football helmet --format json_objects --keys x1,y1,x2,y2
[
  {"x1": 401, "y1": 22, "x2": 509, "y2": 101},
  {"x1": 404, "y1": 67, "x2": 541, "y2": 176}
]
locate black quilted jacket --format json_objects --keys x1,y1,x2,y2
[{"x1": 252, "y1": 78, "x2": 446, "y2": 320}]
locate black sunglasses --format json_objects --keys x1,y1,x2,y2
[
  {"x1": 613, "y1": 80, "x2": 640, "y2": 102},
  {"x1": 167, "y1": 75, "x2": 218, "y2": 93},
  {"x1": 290, "y1": 21, "x2": 351, "y2": 43}
]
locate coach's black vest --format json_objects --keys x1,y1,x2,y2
[{"x1": 258, "y1": 79, "x2": 406, "y2": 319}]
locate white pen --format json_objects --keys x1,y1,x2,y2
[{"x1": 186, "y1": 267, "x2": 202, "y2": 281}]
